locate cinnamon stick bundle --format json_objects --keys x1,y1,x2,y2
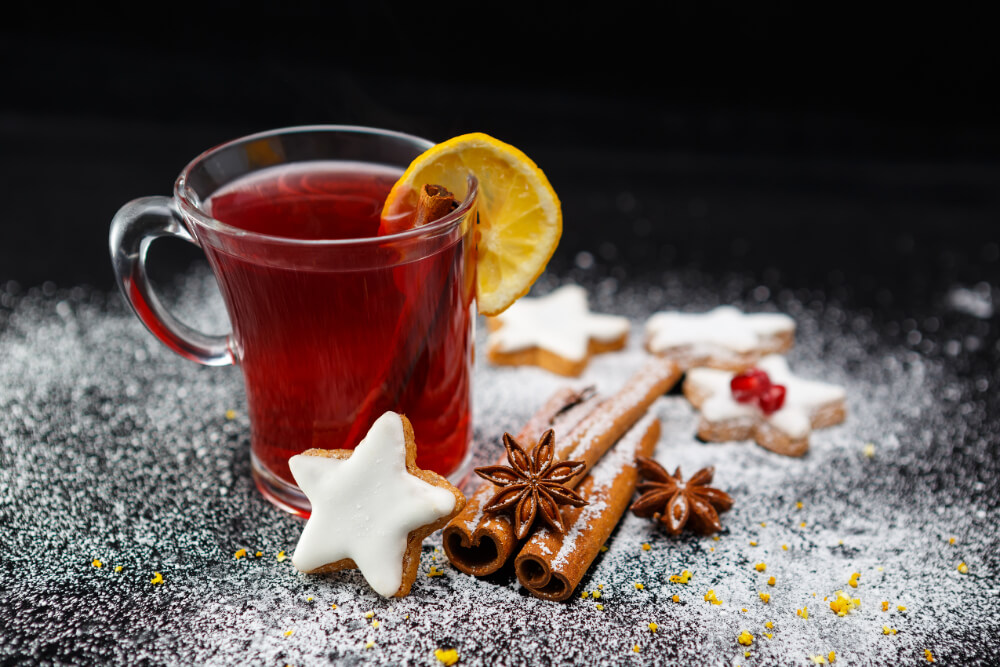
[
  {"x1": 442, "y1": 358, "x2": 680, "y2": 576},
  {"x1": 442, "y1": 387, "x2": 601, "y2": 576},
  {"x1": 515, "y1": 413, "x2": 661, "y2": 601}
]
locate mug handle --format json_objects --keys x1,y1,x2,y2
[{"x1": 109, "y1": 196, "x2": 234, "y2": 366}]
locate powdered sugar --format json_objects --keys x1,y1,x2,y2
[{"x1": 0, "y1": 268, "x2": 997, "y2": 665}]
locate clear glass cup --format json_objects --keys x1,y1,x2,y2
[{"x1": 110, "y1": 126, "x2": 478, "y2": 515}]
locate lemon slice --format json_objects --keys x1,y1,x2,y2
[{"x1": 381, "y1": 133, "x2": 561, "y2": 316}]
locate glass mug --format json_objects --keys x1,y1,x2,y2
[{"x1": 110, "y1": 126, "x2": 478, "y2": 516}]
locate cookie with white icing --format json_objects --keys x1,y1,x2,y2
[
  {"x1": 289, "y1": 412, "x2": 466, "y2": 597},
  {"x1": 486, "y1": 284, "x2": 630, "y2": 377},
  {"x1": 683, "y1": 355, "x2": 846, "y2": 457},
  {"x1": 644, "y1": 306, "x2": 795, "y2": 371}
]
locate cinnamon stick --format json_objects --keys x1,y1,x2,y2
[
  {"x1": 443, "y1": 387, "x2": 601, "y2": 576},
  {"x1": 340, "y1": 184, "x2": 460, "y2": 449},
  {"x1": 515, "y1": 413, "x2": 661, "y2": 601},
  {"x1": 442, "y1": 358, "x2": 680, "y2": 577},
  {"x1": 413, "y1": 184, "x2": 459, "y2": 228}
]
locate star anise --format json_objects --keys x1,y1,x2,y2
[
  {"x1": 474, "y1": 429, "x2": 588, "y2": 539},
  {"x1": 630, "y1": 457, "x2": 733, "y2": 535}
]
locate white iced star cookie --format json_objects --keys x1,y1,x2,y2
[
  {"x1": 289, "y1": 412, "x2": 465, "y2": 597},
  {"x1": 486, "y1": 284, "x2": 630, "y2": 376},
  {"x1": 644, "y1": 306, "x2": 795, "y2": 371},
  {"x1": 683, "y1": 355, "x2": 847, "y2": 457}
]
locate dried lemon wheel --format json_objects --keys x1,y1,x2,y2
[{"x1": 381, "y1": 133, "x2": 562, "y2": 316}]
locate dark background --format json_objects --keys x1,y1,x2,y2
[{"x1": 1, "y1": 9, "x2": 998, "y2": 307}]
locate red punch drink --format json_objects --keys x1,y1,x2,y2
[
  {"x1": 204, "y1": 161, "x2": 475, "y2": 509},
  {"x1": 110, "y1": 127, "x2": 480, "y2": 516}
]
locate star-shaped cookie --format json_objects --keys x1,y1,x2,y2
[
  {"x1": 289, "y1": 412, "x2": 465, "y2": 597},
  {"x1": 644, "y1": 306, "x2": 795, "y2": 371},
  {"x1": 683, "y1": 355, "x2": 846, "y2": 456},
  {"x1": 486, "y1": 284, "x2": 630, "y2": 376}
]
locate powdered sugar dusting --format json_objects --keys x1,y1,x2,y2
[{"x1": 0, "y1": 268, "x2": 997, "y2": 665}]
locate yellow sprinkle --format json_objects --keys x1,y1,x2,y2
[
  {"x1": 581, "y1": 591, "x2": 589, "y2": 599},
  {"x1": 596, "y1": 604, "x2": 604, "y2": 611},
  {"x1": 948, "y1": 537, "x2": 956, "y2": 545},
  {"x1": 92, "y1": 559, "x2": 102, "y2": 568},
  {"x1": 371, "y1": 621, "x2": 380, "y2": 629},
  {"x1": 713, "y1": 536, "x2": 720, "y2": 541},
  {"x1": 810, "y1": 656, "x2": 827, "y2": 664},
  {"x1": 150, "y1": 572, "x2": 163, "y2": 585},
  {"x1": 796, "y1": 501, "x2": 804, "y2": 509},
  {"x1": 882, "y1": 600, "x2": 890, "y2": 611},
  {"x1": 703, "y1": 589, "x2": 722, "y2": 605},
  {"x1": 331, "y1": 604, "x2": 338, "y2": 609},
  {"x1": 877, "y1": 566, "x2": 884, "y2": 571},
  {"x1": 829, "y1": 590, "x2": 859, "y2": 616},
  {"x1": 225, "y1": 409, "x2": 237, "y2": 420},
  {"x1": 863, "y1": 443, "x2": 876, "y2": 458},
  {"x1": 848, "y1": 572, "x2": 860, "y2": 588},
  {"x1": 593, "y1": 591, "x2": 602, "y2": 599},
  {"x1": 883, "y1": 626, "x2": 897, "y2": 635},
  {"x1": 782, "y1": 544, "x2": 788, "y2": 551},
  {"x1": 598, "y1": 584, "x2": 603, "y2": 590},
  {"x1": 765, "y1": 632, "x2": 773, "y2": 639},
  {"x1": 648, "y1": 622, "x2": 658, "y2": 632},
  {"x1": 366, "y1": 641, "x2": 375, "y2": 649},
  {"x1": 710, "y1": 547, "x2": 715, "y2": 552},
  {"x1": 759, "y1": 592, "x2": 771, "y2": 604},
  {"x1": 768, "y1": 576, "x2": 776, "y2": 586},
  {"x1": 897, "y1": 605, "x2": 907, "y2": 612},
  {"x1": 838, "y1": 540, "x2": 844, "y2": 546},
  {"x1": 800, "y1": 522, "x2": 807, "y2": 528},
  {"x1": 755, "y1": 562, "x2": 767, "y2": 572},
  {"x1": 737, "y1": 630, "x2": 753, "y2": 646},
  {"x1": 797, "y1": 607, "x2": 809, "y2": 619},
  {"x1": 234, "y1": 549, "x2": 247, "y2": 560},
  {"x1": 277, "y1": 551, "x2": 286, "y2": 562},
  {"x1": 600, "y1": 545, "x2": 608, "y2": 552},
  {"x1": 750, "y1": 541, "x2": 758, "y2": 547},
  {"x1": 672, "y1": 594, "x2": 680, "y2": 603},
  {"x1": 114, "y1": 565, "x2": 122, "y2": 573},
  {"x1": 641, "y1": 543, "x2": 651, "y2": 551},
  {"x1": 284, "y1": 630, "x2": 293, "y2": 637},
  {"x1": 365, "y1": 612, "x2": 375, "y2": 619},
  {"x1": 633, "y1": 645, "x2": 641, "y2": 653},
  {"x1": 434, "y1": 648, "x2": 459, "y2": 666},
  {"x1": 760, "y1": 522, "x2": 767, "y2": 527},
  {"x1": 741, "y1": 608, "x2": 748, "y2": 612},
  {"x1": 255, "y1": 551, "x2": 263, "y2": 558},
  {"x1": 829, "y1": 651, "x2": 836, "y2": 663},
  {"x1": 669, "y1": 570, "x2": 692, "y2": 584},
  {"x1": 427, "y1": 566, "x2": 445, "y2": 577},
  {"x1": 957, "y1": 562, "x2": 968, "y2": 574},
  {"x1": 635, "y1": 583, "x2": 644, "y2": 590},
  {"x1": 306, "y1": 597, "x2": 313, "y2": 602},
  {"x1": 745, "y1": 651, "x2": 751, "y2": 658},
  {"x1": 925, "y1": 649, "x2": 935, "y2": 662}
]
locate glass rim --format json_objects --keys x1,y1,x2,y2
[{"x1": 173, "y1": 124, "x2": 478, "y2": 247}]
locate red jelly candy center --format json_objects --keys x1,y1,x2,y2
[
  {"x1": 730, "y1": 368, "x2": 786, "y2": 415},
  {"x1": 730, "y1": 368, "x2": 771, "y2": 403},
  {"x1": 757, "y1": 384, "x2": 787, "y2": 415}
]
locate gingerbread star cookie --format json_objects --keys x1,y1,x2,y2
[
  {"x1": 644, "y1": 306, "x2": 795, "y2": 371},
  {"x1": 683, "y1": 355, "x2": 846, "y2": 457},
  {"x1": 289, "y1": 412, "x2": 465, "y2": 597},
  {"x1": 486, "y1": 284, "x2": 630, "y2": 377}
]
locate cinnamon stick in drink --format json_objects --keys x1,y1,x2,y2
[
  {"x1": 443, "y1": 386, "x2": 601, "y2": 576},
  {"x1": 515, "y1": 412, "x2": 661, "y2": 601},
  {"x1": 442, "y1": 358, "x2": 680, "y2": 576},
  {"x1": 413, "y1": 184, "x2": 459, "y2": 227}
]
